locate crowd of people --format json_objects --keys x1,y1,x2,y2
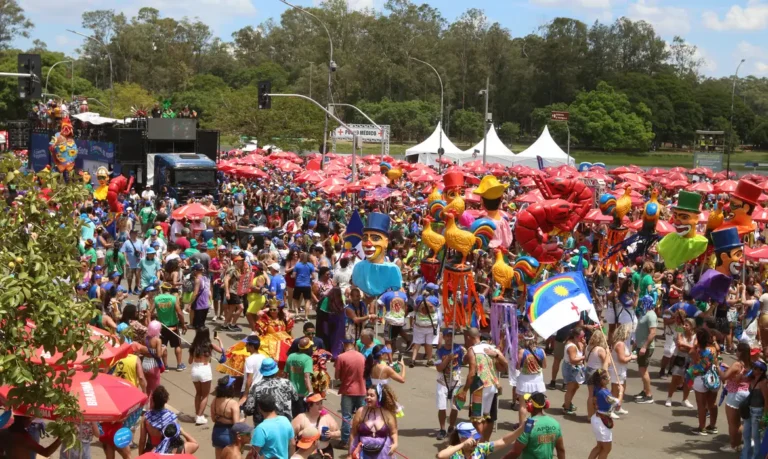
[{"x1": 9, "y1": 149, "x2": 768, "y2": 459}]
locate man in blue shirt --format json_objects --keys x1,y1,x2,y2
[
  {"x1": 120, "y1": 229, "x2": 144, "y2": 294},
  {"x1": 138, "y1": 247, "x2": 162, "y2": 289},
  {"x1": 267, "y1": 263, "x2": 286, "y2": 305},
  {"x1": 668, "y1": 297, "x2": 701, "y2": 319},
  {"x1": 251, "y1": 395, "x2": 295, "y2": 458}
]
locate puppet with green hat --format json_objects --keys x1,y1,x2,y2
[{"x1": 657, "y1": 190, "x2": 709, "y2": 269}]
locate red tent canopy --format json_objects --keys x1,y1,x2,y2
[
  {"x1": 171, "y1": 203, "x2": 218, "y2": 221},
  {"x1": 627, "y1": 219, "x2": 676, "y2": 235},
  {"x1": 746, "y1": 246, "x2": 768, "y2": 261},
  {"x1": 28, "y1": 324, "x2": 133, "y2": 370},
  {"x1": 295, "y1": 171, "x2": 325, "y2": 184},
  {"x1": 361, "y1": 174, "x2": 389, "y2": 187},
  {"x1": 714, "y1": 180, "x2": 738, "y2": 193},
  {"x1": 316, "y1": 177, "x2": 347, "y2": 188},
  {"x1": 582, "y1": 208, "x2": 613, "y2": 223},
  {"x1": 232, "y1": 166, "x2": 268, "y2": 179},
  {"x1": 687, "y1": 182, "x2": 714, "y2": 193}
]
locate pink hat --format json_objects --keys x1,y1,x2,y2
[{"x1": 147, "y1": 320, "x2": 162, "y2": 338}]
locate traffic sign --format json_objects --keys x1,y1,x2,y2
[{"x1": 551, "y1": 111, "x2": 569, "y2": 121}]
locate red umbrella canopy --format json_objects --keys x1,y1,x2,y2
[
  {"x1": 438, "y1": 157, "x2": 454, "y2": 165},
  {"x1": 620, "y1": 180, "x2": 649, "y2": 192},
  {"x1": 464, "y1": 159, "x2": 484, "y2": 167},
  {"x1": 345, "y1": 181, "x2": 366, "y2": 193},
  {"x1": 713, "y1": 170, "x2": 737, "y2": 180},
  {"x1": 752, "y1": 206, "x2": 768, "y2": 223},
  {"x1": 320, "y1": 184, "x2": 346, "y2": 195},
  {"x1": 465, "y1": 175, "x2": 481, "y2": 185},
  {"x1": 516, "y1": 189, "x2": 544, "y2": 203},
  {"x1": 464, "y1": 188, "x2": 482, "y2": 204},
  {"x1": 550, "y1": 168, "x2": 577, "y2": 178},
  {"x1": 687, "y1": 182, "x2": 714, "y2": 193},
  {"x1": 0, "y1": 372, "x2": 147, "y2": 422},
  {"x1": 745, "y1": 245, "x2": 768, "y2": 261},
  {"x1": 627, "y1": 219, "x2": 676, "y2": 235},
  {"x1": 519, "y1": 168, "x2": 546, "y2": 177},
  {"x1": 490, "y1": 168, "x2": 507, "y2": 177},
  {"x1": 627, "y1": 165, "x2": 644, "y2": 173},
  {"x1": 583, "y1": 208, "x2": 613, "y2": 223},
  {"x1": 690, "y1": 167, "x2": 714, "y2": 177},
  {"x1": 274, "y1": 160, "x2": 302, "y2": 173},
  {"x1": 29, "y1": 325, "x2": 133, "y2": 370},
  {"x1": 171, "y1": 203, "x2": 218, "y2": 221},
  {"x1": 232, "y1": 166, "x2": 268, "y2": 179},
  {"x1": 361, "y1": 174, "x2": 389, "y2": 187},
  {"x1": 610, "y1": 188, "x2": 644, "y2": 199},
  {"x1": 714, "y1": 180, "x2": 738, "y2": 193},
  {"x1": 743, "y1": 173, "x2": 766, "y2": 183},
  {"x1": 582, "y1": 171, "x2": 614, "y2": 183},
  {"x1": 316, "y1": 177, "x2": 347, "y2": 188},
  {"x1": 669, "y1": 166, "x2": 688, "y2": 173},
  {"x1": 618, "y1": 173, "x2": 650, "y2": 186},
  {"x1": 363, "y1": 155, "x2": 381, "y2": 163},
  {"x1": 235, "y1": 154, "x2": 266, "y2": 166},
  {"x1": 646, "y1": 167, "x2": 666, "y2": 176},
  {"x1": 360, "y1": 164, "x2": 381, "y2": 174},
  {"x1": 411, "y1": 171, "x2": 440, "y2": 183},
  {"x1": 509, "y1": 165, "x2": 529, "y2": 174},
  {"x1": 519, "y1": 177, "x2": 536, "y2": 187},
  {"x1": 217, "y1": 161, "x2": 237, "y2": 173},
  {"x1": 666, "y1": 172, "x2": 688, "y2": 182},
  {"x1": 609, "y1": 166, "x2": 633, "y2": 175},
  {"x1": 295, "y1": 170, "x2": 326, "y2": 184},
  {"x1": 664, "y1": 180, "x2": 690, "y2": 189},
  {"x1": 465, "y1": 164, "x2": 488, "y2": 174}
]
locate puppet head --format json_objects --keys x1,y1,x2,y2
[
  {"x1": 473, "y1": 175, "x2": 508, "y2": 212},
  {"x1": 712, "y1": 227, "x2": 743, "y2": 277},
  {"x1": 96, "y1": 166, "x2": 109, "y2": 187},
  {"x1": 362, "y1": 212, "x2": 390, "y2": 263},
  {"x1": 442, "y1": 171, "x2": 465, "y2": 204},
  {"x1": 80, "y1": 170, "x2": 91, "y2": 185},
  {"x1": 60, "y1": 117, "x2": 73, "y2": 137},
  {"x1": 671, "y1": 191, "x2": 702, "y2": 238},
  {"x1": 729, "y1": 179, "x2": 761, "y2": 220}
]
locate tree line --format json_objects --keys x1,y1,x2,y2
[{"x1": 2, "y1": 0, "x2": 768, "y2": 151}]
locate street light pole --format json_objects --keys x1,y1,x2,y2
[
  {"x1": 329, "y1": 103, "x2": 386, "y2": 160},
  {"x1": 67, "y1": 29, "x2": 113, "y2": 117},
  {"x1": 268, "y1": 93, "x2": 359, "y2": 182},
  {"x1": 409, "y1": 56, "x2": 444, "y2": 171},
  {"x1": 278, "y1": 0, "x2": 334, "y2": 167},
  {"x1": 480, "y1": 76, "x2": 489, "y2": 165},
  {"x1": 44, "y1": 60, "x2": 72, "y2": 99},
  {"x1": 726, "y1": 58, "x2": 746, "y2": 178}
]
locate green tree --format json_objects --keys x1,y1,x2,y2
[
  {"x1": 0, "y1": 156, "x2": 102, "y2": 447},
  {"x1": 498, "y1": 121, "x2": 520, "y2": 143},
  {"x1": 531, "y1": 102, "x2": 570, "y2": 144},
  {"x1": 751, "y1": 117, "x2": 768, "y2": 149},
  {"x1": 450, "y1": 109, "x2": 483, "y2": 142},
  {"x1": 108, "y1": 82, "x2": 157, "y2": 118},
  {"x1": 568, "y1": 81, "x2": 654, "y2": 150},
  {"x1": 0, "y1": 0, "x2": 33, "y2": 49}
]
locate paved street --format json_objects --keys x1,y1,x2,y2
[{"x1": 84, "y1": 314, "x2": 734, "y2": 459}]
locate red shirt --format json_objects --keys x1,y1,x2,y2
[
  {"x1": 334, "y1": 349, "x2": 366, "y2": 396},
  {"x1": 175, "y1": 236, "x2": 190, "y2": 251},
  {"x1": 157, "y1": 222, "x2": 170, "y2": 239}
]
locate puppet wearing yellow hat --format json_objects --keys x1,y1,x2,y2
[{"x1": 473, "y1": 175, "x2": 512, "y2": 248}]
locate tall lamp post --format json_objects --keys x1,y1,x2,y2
[
  {"x1": 67, "y1": 29, "x2": 113, "y2": 117},
  {"x1": 726, "y1": 58, "x2": 746, "y2": 178},
  {"x1": 329, "y1": 103, "x2": 386, "y2": 159},
  {"x1": 479, "y1": 76, "x2": 490, "y2": 165},
  {"x1": 44, "y1": 60, "x2": 73, "y2": 102},
  {"x1": 278, "y1": 0, "x2": 335, "y2": 165},
  {"x1": 409, "y1": 56, "x2": 444, "y2": 171}
]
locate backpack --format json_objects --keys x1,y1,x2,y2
[
  {"x1": 702, "y1": 365, "x2": 721, "y2": 391},
  {"x1": 181, "y1": 273, "x2": 195, "y2": 304}
]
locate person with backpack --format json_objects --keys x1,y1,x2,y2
[{"x1": 689, "y1": 327, "x2": 721, "y2": 436}]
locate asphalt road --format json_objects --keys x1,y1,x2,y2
[{"x1": 83, "y1": 312, "x2": 736, "y2": 459}]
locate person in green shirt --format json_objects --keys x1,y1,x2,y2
[
  {"x1": 152, "y1": 283, "x2": 187, "y2": 371},
  {"x1": 82, "y1": 239, "x2": 98, "y2": 267},
  {"x1": 633, "y1": 307, "x2": 657, "y2": 404},
  {"x1": 184, "y1": 239, "x2": 201, "y2": 258},
  {"x1": 285, "y1": 337, "x2": 315, "y2": 401},
  {"x1": 503, "y1": 393, "x2": 564, "y2": 459},
  {"x1": 138, "y1": 201, "x2": 156, "y2": 233},
  {"x1": 105, "y1": 241, "x2": 126, "y2": 279}
]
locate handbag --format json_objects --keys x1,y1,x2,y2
[
  {"x1": 740, "y1": 375, "x2": 765, "y2": 420},
  {"x1": 597, "y1": 412, "x2": 614, "y2": 429}
]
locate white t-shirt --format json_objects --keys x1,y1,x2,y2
[
  {"x1": 244, "y1": 353, "x2": 265, "y2": 390},
  {"x1": 141, "y1": 189, "x2": 156, "y2": 203},
  {"x1": 170, "y1": 221, "x2": 184, "y2": 242}
]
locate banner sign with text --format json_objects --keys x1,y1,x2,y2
[
  {"x1": 331, "y1": 124, "x2": 390, "y2": 143},
  {"x1": 551, "y1": 111, "x2": 569, "y2": 121},
  {"x1": 29, "y1": 133, "x2": 115, "y2": 172}
]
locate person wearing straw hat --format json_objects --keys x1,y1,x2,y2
[{"x1": 473, "y1": 175, "x2": 512, "y2": 249}]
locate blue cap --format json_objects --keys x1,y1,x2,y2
[
  {"x1": 76, "y1": 282, "x2": 89, "y2": 290},
  {"x1": 93, "y1": 265, "x2": 103, "y2": 271},
  {"x1": 117, "y1": 286, "x2": 128, "y2": 293},
  {"x1": 143, "y1": 285, "x2": 156, "y2": 293},
  {"x1": 109, "y1": 271, "x2": 120, "y2": 279},
  {"x1": 456, "y1": 422, "x2": 481, "y2": 440},
  {"x1": 364, "y1": 212, "x2": 391, "y2": 236},
  {"x1": 93, "y1": 274, "x2": 102, "y2": 281},
  {"x1": 145, "y1": 247, "x2": 156, "y2": 254},
  {"x1": 180, "y1": 253, "x2": 188, "y2": 260},
  {"x1": 424, "y1": 283, "x2": 439, "y2": 292},
  {"x1": 151, "y1": 241, "x2": 159, "y2": 248}
]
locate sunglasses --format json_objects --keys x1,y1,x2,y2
[{"x1": 269, "y1": 308, "x2": 279, "y2": 312}]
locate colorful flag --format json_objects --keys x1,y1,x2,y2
[
  {"x1": 527, "y1": 271, "x2": 598, "y2": 338},
  {"x1": 344, "y1": 210, "x2": 365, "y2": 259}
]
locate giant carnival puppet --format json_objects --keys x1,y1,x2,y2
[
  {"x1": 94, "y1": 166, "x2": 110, "y2": 201},
  {"x1": 351, "y1": 212, "x2": 403, "y2": 298},
  {"x1": 657, "y1": 190, "x2": 708, "y2": 269},
  {"x1": 472, "y1": 175, "x2": 513, "y2": 249},
  {"x1": 48, "y1": 117, "x2": 78, "y2": 180},
  {"x1": 717, "y1": 179, "x2": 761, "y2": 238},
  {"x1": 691, "y1": 227, "x2": 743, "y2": 304},
  {"x1": 379, "y1": 162, "x2": 403, "y2": 186}
]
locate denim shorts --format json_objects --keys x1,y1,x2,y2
[{"x1": 212, "y1": 423, "x2": 234, "y2": 448}]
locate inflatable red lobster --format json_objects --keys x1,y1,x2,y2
[{"x1": 106, "y1": 174, "x2": 134, "y2": 214}]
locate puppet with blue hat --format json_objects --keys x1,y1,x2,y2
[
  {"x1": 691, "y1": 227, "x2": 743, "y2": 304},
  {"x1": 351, "y1": 212, "x2": 403, "y2": 297}
]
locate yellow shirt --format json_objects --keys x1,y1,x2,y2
[
  {"x1": 111, "y1": 354, "x2": 140, "y2": 388},
  {"x1": 246, "y1": 273, "x2": 270, "y2": 314}
]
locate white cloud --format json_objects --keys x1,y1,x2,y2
[
  {"x1": 530, "y1": 0, "x2": 612, "y2": 8},
  {"x1": 134, "y1": 0, "x2": 257, "y2": 23},
  {"x1": 693, "y1": 48, "x2": 718, "y2": 73},
  {"x1": 54, "y1": 35, "x2": 70, "y2": 47},
  {"x1": 627, "y1": 0, "x2": 690, "y2": 35},
  {"x1": 732, "y1": 41, "x2": 768, "y2": 74},
  {"x1": 313, "y1": 0, "x2": 375, "y2": 10},
  {"x1": 755, "y1": 62, "x2": 768, "y2": 74},
  {"x1": 702, "y1": 1, "x2": 768, "y2": 31}
]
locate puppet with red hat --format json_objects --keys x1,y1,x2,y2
[{"x1": 719, "y1": 179, "x2": 761, "y2": 237}]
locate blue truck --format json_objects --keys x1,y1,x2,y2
[{"x1": 148, "y1": 153, "x2": 218, "y2": 201}]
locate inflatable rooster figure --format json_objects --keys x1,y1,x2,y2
[{"x1": 49, "y1": 117, "x2": 78, "y2": 178}]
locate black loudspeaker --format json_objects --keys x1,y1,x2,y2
[
  {"x1": 114, "y1": 128, "x2": 145, "y2": 162},
  {"x1": 8, "y1": 120, "x2": 30, "y2": 150},
  {"x1": 196, "y1": 130, "x2": 219, "y2": 161}
]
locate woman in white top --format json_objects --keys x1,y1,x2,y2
[
  {"x1": 609, "y1": 323, "x2": 636, "y2": 418},
  {"x1": 665, "y1": 317, "x2": 695, "y2": 408},
  {"x1": 561, "y1": 327, "x2": 586, "y2": 415},
  {"x1": 365, "y1": 345, "x2": 406, "y2": 386},
  {"x1": 584, "y1": 329, "x2": 611, "y2": 418}
]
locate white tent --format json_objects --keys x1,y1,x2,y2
[
  {"x1": 445, "y1": 124, "x2": 517, "y2": 166},
  {"x1": 513, "y1": 126, "x2": 574, "y2": 168},
  {"x1": 405, "y1": 122, "x2": 464, "y2": 166}
]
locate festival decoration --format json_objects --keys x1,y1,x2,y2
[
  {"x1": 351, "y1": 212, "x2": 403, "y2": 297},
  {"x1": 607, "y1": 188, "x2": 664, "y2": 262},
  {"x1": 473, "y1": 175, "x2": 512, "y2": 248},
  {"x1": 717, "y1": 179, "x2": 761, "y2": 237},
  {"x1": 536, "y1": 176, "x2": 594, "y2": 232},
  {"x1": 428, "y1": 171, "x2": 466, "y2": 222},
  {"x1": 49, "y1": 117, "x2": 78, "y2": 175},
  {"x1": 420, "y1": 216, "x2": 445, "y2": 262},
  {"x1": 379, "y1": 162, "x2": 403, "y2": 185},
  {"x1": 491, "y1": 248, "x2": 514, "y2": 300},
  {"x1": 490, "y1": 302, "x2": 519, "y2": 381},
  {"x1": 597, "y1": 186, "x2": 632, "y2": 270},
  {"x1": 94, "y1": 166, "x2": 110, "y2": 201},
  {"x1": 691, "y1": 227, "x2": 743, "y2": 304},
  {"x1": 657, "y1": 191, "x2": 708, "y2": 269},
  {"x1": 106, "y1": 173, "x2": 134, "y2": 214},
  {"x1": 443, "y1": 211, "x2": 495, "y2": 268},
  {"x1": 513, "y1": 199, "x2": 572, "y2": 263},
  {"x1": 526, "y1": 271, "x2": 598, "y2": 338}
]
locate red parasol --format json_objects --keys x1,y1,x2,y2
[
  {"x1": 646, "y1": 167, "x2": 666, "y2": 175},
  {"x1": 519, "y1": 168, "x2": 546, "y2": 177},
  {"x1": 627, "y1": 219, "x2": 676, "y2": 235},
  {"x1": 345, "y1": 181, "x2": 365, "y2": 193},
  {"x1": 690, "y1": 167, "x2": 714, "y2": 177},
  {"x1": 664, "y1": 180, "x2": 689, "y2": 189},
  {"x1": 753, "y1": 207, "x2": 768, "y2": 223},
  {"x1": 490, "y1": 168, "x2": 506, "y2": 177},
  {"x1": 516, "y1": 189, "x2": 544, "y2": 203},
  {"x1": 324, "y1": 152, "x2": 340, "y2": 159},
  {"x1": 316, "y1": 177, "x2": 347, "y2": 188},
  {"x1": 743, "y1": 173, "x2": 766, "y2": 183},
  {"x1": 666, "y1": 172, "x2": 688, "y2": 182},
  {"x1": 295, "y1": 171, "x2": 326, "y2": 184},
  {"x1": 0, "y1": 372, "x2": 147, "y2": 422},
  {"x1": 745, "y1": 246, "x2": 768, "y2": 261},
  {"x1": 411, "y1": 171, "x2": 440, "y2": 183},
  {"x1": 306, "y1": 159, "x2": 322, "y2": 171},
  {"x1": 698, "y1": 211, "x2": 710, "y2": 223},
  {"x1": 277, "y1": 161, "x2": 303, "y2": 173},
  {"x1": 609, "y1": 166, "x2": 633, "y2": 175},
  {"x1": 669, "y1": 166, "x2": 688, "y2": 173},
  {"x1": 620, "y1": 180, "x2": 649, "y2": 191},
  {"x1": 582, "y1": 171, "x2": 614, "y2": 183},
  {"x1": 714, "y1": 180, "x2": 738, "y2": 193},
  {"x1": 232, "y1": 166, "x2": 268, "y2": 179},
  {"x1": 438, "y1": 157, "x2": 454, "y2": 165},
  {"x1": 361, "y1": 174, "x2": 390, "y2": 187},
  {"x1": 519, "y1": 177, "x2": 536, "y2": 187},
  {"x1": 305, "y1": 152, "x2": 322, "y2": 159},
  {"x1": 171, "y1": 203, "x2": 218, "y2": 221},
  {"x1": 465, "y1": 164, "x2": 488, "y2": 174},
  {"x1": 687, "y1": 182, "x2": 714, "y2": 193},
  {"x1": 320, "y1": 184, "x2": 345, "y2": 195},
  {"x1": 618, "y1": 173, "x2": 650, "y2": 186},
  {"x1": 465, "y1": 175, "x2": 481, "y2": 185},
  {"x1": 509, "y1": 165, "x2": 528, "y2": 175},
  {"x1": 360, "y1": 164, "x2": 381, "y2": 174},
  {"x1": 464, "y1": 188, "x2": 482, "y2": 204},
  {"x1": 713, "y1": 170, "x2": 737, "y2": 180},
  {"x1": 29, "y1": 325, "x2": 133, "y2": 370},
  {"x1": 582, "y1": 208, "x2": 613, "y2": 223}
]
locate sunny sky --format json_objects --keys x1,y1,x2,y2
[{"x1": 15, "y1": 0, "x2": 768, "y2": 78}]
